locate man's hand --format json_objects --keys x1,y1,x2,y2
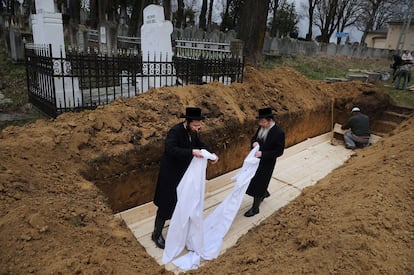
[
  {"x1": 254, "y1": 151, "x2": 262, "y2": 158},
  {"x1": 209, "y1": 154, "x2": 219, "y2": 164},
  {"x1": 252, "y1": 142, "x2": 259, "y2": 148},
  {"x1": 192, "y1": 149, "x2": 204, "y2": 158}
]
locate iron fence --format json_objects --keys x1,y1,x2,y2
[
  {"x1": 175, "y1": 39, "x2": 234, "y2": 59},
  {"x1": 25, "y1": 44, "x2": 244, "y2": 118}
]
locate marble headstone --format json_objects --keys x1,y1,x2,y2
[{"x1": 140, "y1": 5, "x2": 173, "y2": 61}]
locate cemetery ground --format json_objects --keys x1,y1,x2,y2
[{"x1": 0, "y1": 50, "x2": 414, "y2": 274}]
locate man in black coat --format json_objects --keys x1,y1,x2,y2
[
  {"x1": 152, "y1": 107, "x2": 219, "y2": 249},
  {"x1": 244, "y1": 108, "x2": 285, "y2": 217}
]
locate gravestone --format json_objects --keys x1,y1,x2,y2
[
  {"x1": 77, "y1": 24, "x2": 88, "y2": 52},
  {"x1": 141, "y1": 5, "x2": 173, "y2": 61},
  {"x1": 171, "y1": 28, "x2": 180, "y2": 41},
  {"x1": 31, "y1": 0, "x2": 82, "y2": 108},
  {"x1": 8, "y1": 27, "x2": 24, "y2": 62},
  {"x1": 99, "y1": 21, "x2": 118, "y2": 55},
  {"x1": 225, "y1": 30, "x2": 236, "y2": 42},
  {"x1": 182, "y1": 27, "x2": 192, "y2": 40},
  {"x1": 139, "y1": 5, "x2": 175, "y2": 91},
  {"x1": 208, "y1": 30, "x2": 220, "y2": 42},
  {"x1": 194, "y1": 28, "x2": 205, "y2": 40}
]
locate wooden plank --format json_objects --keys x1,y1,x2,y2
[
  {"x1": 278, "y1": 133, "x2": 331, "y2": 160},
  {"x1": 333, "y1": 123, "x2": 345, "y2": 135}
]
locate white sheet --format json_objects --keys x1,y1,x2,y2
[
  {"x1": 164, "y1": 147, "x2": 260, "y2": 270},
  {"x1": 162, "y1": 149, "x2": 217, "y2": 264}
]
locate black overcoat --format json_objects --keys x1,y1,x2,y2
[
  {"x1": 246, "y1": 124, "x2": 285, "y2": 198},
  {"x1": 153, "y1": 122, "x2": 208, "y2": 220}
]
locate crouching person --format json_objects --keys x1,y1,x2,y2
[{"x1": 341, "y1": 107, "x2": 371, "y2": 149}]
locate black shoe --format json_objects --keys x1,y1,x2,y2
[
  {"x1": 244, "y1": 207, "x2": 259, "y2": 217},
  {"x1": 151, "y1": 232, "x2": 165, "y2": 249}
]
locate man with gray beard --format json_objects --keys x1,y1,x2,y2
[{"x1": 244, "y1": 108, "x2": 285, "y2": 217}]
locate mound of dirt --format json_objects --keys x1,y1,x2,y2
[
  {"x1": 0, "y1": 66, "x2": 412, "y2": 274},
  {"x1": 192, "y1": 117, "x2": 414, "y2": 274}
]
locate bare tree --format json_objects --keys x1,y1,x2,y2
[
  {"x1": 199, "y1": 0, "x2": 208, "y2": 29},
  {"x1": 269, "y1": 0, "x2": 299, "y2": 38},
  {"x1": 163, "y1": 0, "x2": 171, "y2": 21},
  {"x1": 270, "y1": 0, "x2": 280, "y2": 37},
  {"x1": 314, "y1": 0, "x2": 340, "y2": 43},
  {"x1": 220, "y1": 0, "x2": 232, "y2": 31},
  {"x1": 176, "y1": 0, "x2": 185, "y2": 28},
  {"x1": 220, "y1": 0, "x2": 243, "y2": 31},
  {"x1": 356, "y1": 0, "x2": 407, "y2": 44},
  {"x1": 207, "y1": 0, "x2": 214, "y2": 30},
  {"x1": 335, "y1": 0, "x2": 361, "y2": 44},
  {"x1": 129, "y1": 0, "x2": 153, "y2": 36},
  {"x1": 68, "y1": 0, "x2": 81, "y2": 47},
  {"x1": 89, "y1": 0, "x2": 99, "y2": 29},
  {"x1": 303, "y1": 0, "x2": 320, "y2": 40},
  {"x1": 237, "y1": 0, "x2": 271, "y2": 67}
]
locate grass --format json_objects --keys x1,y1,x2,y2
[
  {"x1": 377, "y1": 84, "x2": 414, "y2": 108},
  {"x1": 0, "y1": 43, "x2": 46, "y2": 129},
  {"x1": 263, "y1": 55, "x2": 414, "y2": 108},
  {"x1": 0, "y1": 44, "x2": 29, "y2": 110}
]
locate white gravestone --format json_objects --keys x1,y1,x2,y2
[
  {"x1": 31, "y1": 0, "x2": 82, "y2": 108},
  {"x1": 138, "y1": 5, "x2": 175, "y2": 91}
]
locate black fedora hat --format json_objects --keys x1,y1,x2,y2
[
  {"x1": 180, "y1": 107, "x2": 205, "y2": 120},
  {"x1": 256, "y1": 107, "x2": 274, "y2": 119}
]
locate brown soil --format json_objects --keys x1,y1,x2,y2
[{"x1": 0, "y1": 66, "x2": 413, "y2": 274}]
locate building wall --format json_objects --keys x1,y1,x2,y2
[
  {"x1": 386, "y1": 23, "x2": 414, "y2": 51},
  {"x1": 365, "y1": 33, "x2": 386, "y2": 48}
]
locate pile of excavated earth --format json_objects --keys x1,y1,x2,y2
[{"x1": 0, "y1": 65, "x2": 413, "y2": 274}]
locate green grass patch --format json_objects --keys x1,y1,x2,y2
[
  {"x1": 0, "y1": 44, "x2": 28, "y2": 110},
  {"x1": 377, "y1": 82, "x2": 414, "y2": 108}
]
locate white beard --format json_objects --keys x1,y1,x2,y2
[{"x1": 257, "y1": 121, "x2": 275, "y2": 141}]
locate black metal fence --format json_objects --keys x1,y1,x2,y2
[{"x1": 25, "y1": 44, "x2": 244, "y2": 118}]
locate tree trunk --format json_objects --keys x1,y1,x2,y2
[
  {"x1": 69, "y1": 0, "x2": 81, "y2": 47},
  {"x1": 306, "y1": 0, "x2": 318, "y2": 40},
  {"x1": 237, "y1": 0, "x2": 270, "y2": 67},
  {"x1": 89, "y1": 0, "x2": 99, "y2": 29},
  {"x1": 163, "y1": 0, "x2": 171, "y2": 21},
  {"x1": 220, "y1": 0, "x2": 231, "y2": 31},
  {"x1": 176, "y1": 0, "x2": 185, "y2": 28},
  {"x1": 199, "y1": 0, "x2": 208, "y2": 30},
  {"x1": 270, "y1": 0, "x2": 280, "y2": 37},
  {"x1": 207, "y1": 0, "x2": 214, "y2": 30},
  {"x1": 129, "y1": 0, "x2": 147, "y2": 36}
]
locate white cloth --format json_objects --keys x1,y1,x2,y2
[
  {"x1": 169, "y1": 146, "x2": 260, "y2": 270},
  {"x1": 162, "y1": 149, "x2": 217, "y2": 264}
]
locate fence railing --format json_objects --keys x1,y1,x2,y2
[
  {"x1": 87, "y1": 29, "x2": 142, "y2": 52},
  {"x1": 25, "y1": 44, "x2": 244, "y2": 118},
  {"x1": 174, "y1": 39, "x2": 234, "y2": 59}
]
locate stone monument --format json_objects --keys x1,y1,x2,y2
[
  {"x1": 31, "y1": 0, "x2": 82, "y2": 108},
  {"x1": 139, "y1": 5, "x2": 175, "y2": 91},
  {"x1": 141, "y1": 5, "x2": 173, "y2": 61}
]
